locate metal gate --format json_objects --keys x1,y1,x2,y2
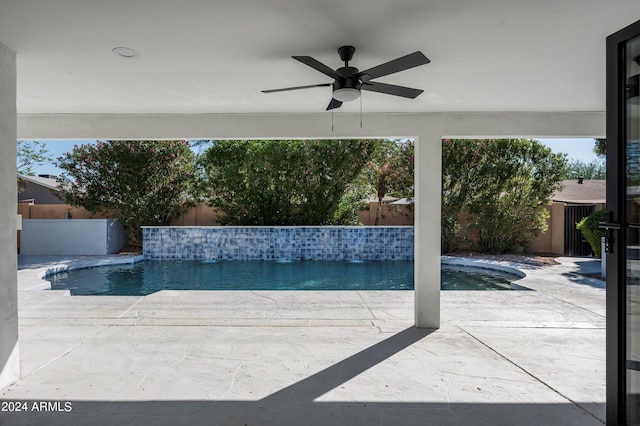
[{"x1": 564, "y1": 204, "x2": 595, "y2": 256}]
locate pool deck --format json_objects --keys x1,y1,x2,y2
[{"x1": 1, "y1": 255, "x2": 605, "y2": 425}]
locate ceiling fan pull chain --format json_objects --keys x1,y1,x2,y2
[
  {"x1": 360, "y1": 93, "x2": 363, "y2": 128},
  {"x1": 331, "y1": 107, "x2": 334, "y2": 132}
]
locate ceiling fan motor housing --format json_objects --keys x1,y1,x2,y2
[
  {"x1": 334, "y1": 66, "x2": 361, "y2": 89},
  {"x1": 332, "y1": 78, "x2": 361, "y2": 91}
]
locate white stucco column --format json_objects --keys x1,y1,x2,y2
[
  {"x1": 0, "y1": 41, "x2": 19, "y2": 389},
  {"x1": 414, "y1": 131, "x2": 442, "y2": 328}
]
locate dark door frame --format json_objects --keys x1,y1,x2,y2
[{"x1": 606, "y1": 18, "x2": 640, "y2": 426}]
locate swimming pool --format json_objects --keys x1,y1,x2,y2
[
  {"x1": 441, "y1": 265, "x2": 517, "y2": 290},
  {"x1": 47, "y1": 260, "x2": 521, "y2": 295}
]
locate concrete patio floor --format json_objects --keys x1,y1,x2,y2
[{"x1": 0, "y1": 256, "x2": 605, "y2": 425}]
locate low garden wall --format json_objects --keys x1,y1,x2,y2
[
  {"x1": 20, "y1": 219, "x2": 128, "y2": 255},
  {"x1": 142, "y1": 226, "x2": 414, "y2": 261}
]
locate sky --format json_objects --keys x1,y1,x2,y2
[
  {"x1": 21, "y1": 138, "x2": 601, "y2": 177},
  {"x1": 23, "y1": 140, "x2": 94, "y2": 176},
  {"x1": 536, "y1": 138, "x2": 600, "y2": 163}
]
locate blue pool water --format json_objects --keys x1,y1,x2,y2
[{"x1": 47, "y1": 260, "x2": 518, "y2": 296}]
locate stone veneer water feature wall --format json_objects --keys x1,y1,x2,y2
[{"x1": 142, "y1": 226, "x2": 414, "y2": 261}]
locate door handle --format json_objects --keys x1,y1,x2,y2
[
  {"x1": 599, "y1": 211, "x2": 622, "y2": 230},
  {"x1": 599, "y1": 221, "x2": 622, "y2": 230},
  {"x1": 599, "y1": 212, "x2": 621, "y2": 254}
]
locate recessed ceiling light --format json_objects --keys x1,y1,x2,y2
[{"x1": 112, "y1": 47, "x2": 139, "y2": 59}]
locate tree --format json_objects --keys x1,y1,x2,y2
[
  {"x1": 17, "y1": 140, "x2": 52, "y2": 175},
  {"x1": 55, "y1": 140, "x2": 200, "y2": 245},
  {"x1": 200, "y1": 139, "x2": 375, "y2": 225},
  {"x1": 565, "y1": 158, "x2": 606, "y2": 180},
  {"x1": 442, "y1": 139, "x2": 567, "y2": 253},
  {"x1": 594, "y1": 138, "x2": 606, "y2": 158},
  {"x1": 442, "y1": 139, "x2": 486, "y2": 252},
  {"x1": 365, "y1": 139, "x2": 414, "y2": 225}
]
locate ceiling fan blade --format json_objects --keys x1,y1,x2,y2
[
  {"x1": 361, "y1": 81, "x2": 423, "y2": 98},
  {"x1": 356, "y1": 51, "x2": 430, "y2": 81},
  {"x1": 293, "y1": 56, "x2": 339, "y2": 79},
  {"x1": 262, "y1": 83, "x2": 331, "y2": 93},
  {"x1": 326, "y1": 98, "x2": 343, "y2": 110}
]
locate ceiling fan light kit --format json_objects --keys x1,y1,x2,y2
[
  {"x1": 262, "y1": 45, "x2": 430, "y2": 111},
  {"x1": 332, "y1": 88, "x2": 361, "y2": 102}
]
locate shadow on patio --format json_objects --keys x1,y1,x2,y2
[{"x1": 1, "y1": 328, "x2": 603, "y2": 425}]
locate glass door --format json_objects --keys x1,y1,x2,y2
[
  {"x1": 606, "y1": 19, "x2": 640, "y2": 426},
  {"x1": 627, "y1": 33, "x2": 640, "y2": 425}
]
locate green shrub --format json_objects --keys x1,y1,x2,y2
[
  {"x1": 200, "y1": 139, "x2": 375, "y2": 225},
  {"x1": 576, "y1": 209, "x2": 606, "y2": 257},
  {"x1": 442, "y1": 138, "x2": 567, "y2": 254}
]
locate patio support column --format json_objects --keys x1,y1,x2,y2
[
  {"x1": 0, "y1": 41, "x2": 19, "y2": 389},
  {"x1": 414, "y1": 131, "x2": 441, "y2": 329}
]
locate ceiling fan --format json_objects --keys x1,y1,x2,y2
[{"x1": 262, "y1": 46, "x2": 430, "y2": 110}]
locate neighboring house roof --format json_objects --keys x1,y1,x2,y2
[
  {"x1": 17, "y1": 173, "x2": 66, "y2": 204},
  {"x1": 552, "y1": 179, "x2": 606, "y2": 204},
  {"x1": 17, "y1": 174, "x2": 61, "y2": 191}
]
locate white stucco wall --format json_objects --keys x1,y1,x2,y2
[
  {"x1": 20, "y1": 219, "x2": 127, "y2": 256},
  {"x1": 0, "y1": 41, "x2": 19, "y2": 389},
  {"x1": 106, "y1": 220, "x2": 128, "y2": 254},
  {"x1": 16, "y1": 111, "x2": 605, "y2": 328}
]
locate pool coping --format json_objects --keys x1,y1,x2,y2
[
  {"x1": 441, "y1": 256, "x2": 532, "y2": 290},
  {"x1": 441, "y1": 256, "x2": 527, "y2": 278}
]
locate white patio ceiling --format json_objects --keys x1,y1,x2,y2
[{"x1": 1, "y1": 0, "x2": 639, "y2": 116}]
